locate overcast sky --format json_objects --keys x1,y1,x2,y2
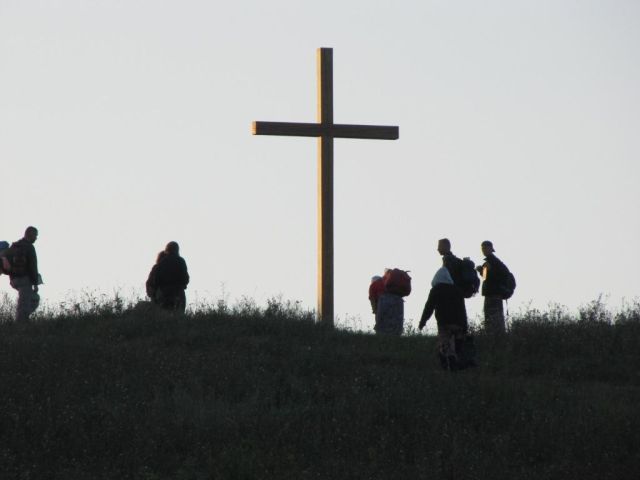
[{"x1": 2, "y1": 0, "x2": 638, "y2": 330}]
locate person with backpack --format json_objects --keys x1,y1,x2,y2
[
  {"x1": 476, "y1": 240, "x2": 516, "y2": 335},
  {"x1": 375, "y1": 268, "x2": 411, "y2": 335},
  {"x1": 150, "y1": 241, "x2": 190, "y2": 313},
  {"x1": 8, "y1": 226, "x2": 42, "y2": 322},
  {"x1": 419, "y1": 267, "x2": 473, "y2": 370},
  {"x1": 437, "y1": 238, "x2": 480, "y2": 298}
]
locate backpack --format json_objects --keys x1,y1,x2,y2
[
  {"x1": 458, "y1": 257, "x2": 480, "y2": 298},
  {"x1": 6, "y1": 241, "x2": 29, "y2": 277},
  {"x1": 499, "y1": 269, "x2": 516, "y2": 300},
  {"x1": 383, "y1": 268, "x2": 412, "y2": 297},
  {"x1": 0, "y1": 241, "x2": 10, "y2": 275}
]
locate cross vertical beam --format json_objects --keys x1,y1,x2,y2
[
  {"x1": 317, "y1": 48, "x2": 334, "y2": 327},
  {"x1": 252, "y1": 48, "x2": 399, "y2": 328}
]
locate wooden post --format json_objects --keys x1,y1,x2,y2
[{"x1": 317, "y1": 48, "x2": 334, "y2": 327}]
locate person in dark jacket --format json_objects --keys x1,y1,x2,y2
[
  {"x1": 150, "y1": 241, "x2": 190, "y2": 313},
  {"x1": 476, "y1": 240, "x2": 509, "y2": 335},
  {"x1": 9, "y1": 226, "x2": 41, "y2": 322},
  {"x1": 419, "y1": 267, "x2": 469, "y2": 370}
]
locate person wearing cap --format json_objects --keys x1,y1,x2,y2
[
  {"x1": 477, "y1": 240, "x2": 509, "y2": 335},
  {"x1": 152, "y1": 241, "x2": 190, "y2": 313}
]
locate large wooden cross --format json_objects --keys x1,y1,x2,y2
[{"x1": 252, "y1": 48, "x2": 399, "y2": 327}]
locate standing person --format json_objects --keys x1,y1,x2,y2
[
  {"x1": 419, "y1": 267, "x2": 470, "y2": 370},
  {"x1": 8, "y1": 226, "x2": 41, "y2": 322},
  {"x1": 153, "y1": 241, "x2": 190, "y2": 313},
  {"x1": 476, "y1": 240, "x2": 514, "y2": 335},
  {"x1": 145, "y1": 250, "x2": 167, "y2": 305}
]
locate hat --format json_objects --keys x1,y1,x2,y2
[
  {"x1": 431, "y1": 267, "x2": 454, "y2": 287},
  {"x1": 481, "y1": 240, "x2": 495, "y2": 252}
]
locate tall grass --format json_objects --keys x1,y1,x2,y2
[{"x1": 0, "y1": 296, "x2": 639, "y2": 479}]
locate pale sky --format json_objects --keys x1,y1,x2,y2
[{"x1": 2, "y1": 0, "x2": 639, "y2": 330}]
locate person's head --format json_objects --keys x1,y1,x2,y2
[
  {"x1": 431, "y1": 267, "x2": 454, "y2": 287},
  {"x1": 24, "y1": 226, "x2": 38, "y2": 244},
  {"x1": 371, "y1": 275, "x2": 382, "y2": 284},
  {"x1": 156, "y1": 251, "x2": 167, "y2": 264},
  {"x1": 165, "y1": 241, "x2": 180, "y2": 255},
  {"x1": 437, "y1": 238, "x2": 451, "y2": 256},
  {"x1": 481, "y1": 240, "x2": 495, "y2": 257}
]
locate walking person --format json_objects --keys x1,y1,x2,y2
[
  {"x1": 438, "y1": 238, "x2": 480, "y2": 298},
  {"x1": 8, "y1": 226, "x2": 42, "y2": 322},
  {"x1": 476, "y1": 240, "x2": 515, "y2": 335},
  {"x1": 151, "y1": 241, "x2": 190, "y2": 313},
  {"x1": 419, "y1": 267, "x2": 470, "y2": 370}
]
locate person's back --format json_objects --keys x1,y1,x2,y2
[
  {"x1": 423, "y1": 282, "x2": 467, "y2": 330},
  {"x1": 155, "y1": 254, "x2": 189, "y2": 289},
  {"x1": 154, "y1": 241, "x2": 189, "y2": 312}
]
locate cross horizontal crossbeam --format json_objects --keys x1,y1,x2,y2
[{"x1": 252, "y1": 121, "x2": 399, "y2": 140}]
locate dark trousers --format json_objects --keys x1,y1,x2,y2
[
  {"x1": 483, "y1": 295, "x2": 505, "y2": 335},
  {"x1": 156, "y1": 287, "x2": 186, "y2": 313}
]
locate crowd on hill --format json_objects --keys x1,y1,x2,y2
[
  {"x1": 369, "y1": 238, "x2": 516, "y2": 370},
  {"x1": 1, "y1": 228, "x2": 515, "y2": 370}
]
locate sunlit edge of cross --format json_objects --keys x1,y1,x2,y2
[{"x1": 251, "y1": 47, "x2": 399, "y2": 328}]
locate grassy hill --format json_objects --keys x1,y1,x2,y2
[{"x1": 0, "y1": 298, "x2": 639, "y2": 479}]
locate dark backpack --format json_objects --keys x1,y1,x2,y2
[
  {"x1": 7, "y1": 242, "x2": 29, "y2": 277},
  {"x1": 499, "y1": 269, "x2": 516, "y2": 300},
  {"x1": 0, "y1": 241, "x2": 9, "y2": 275},
  {"x1": 458, "y1": 257, "x2": 480, "y2": 298},
  {"x1": 383, "y1": 268, "x2": 412, "y2": 297}
]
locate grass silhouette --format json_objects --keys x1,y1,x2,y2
[{"x1": 0, "y1": 295, "x2": 638, "y2": 479}]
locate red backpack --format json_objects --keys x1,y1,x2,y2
[{"x1": 383, "y1": 268, "x2": 412, "y2": 297}]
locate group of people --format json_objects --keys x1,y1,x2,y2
[
  {"x1": 369, "y1": 238, "x2": 515, "y2": 370},
  {"x1": 2, "y1": 227, "x2": 515, "y2": 371},
  {"x1": 0, "y1": 226, "x2": 191, "y2": 321}
]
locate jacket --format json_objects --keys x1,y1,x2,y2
[
  {"x1": 480, "y1": 253, "x2": 508, "y2": 297},
  {"x1": 154, "y1": 253, "x2": 190, "y2": 290},
  {"x1": 9, "y1": 239, "x2": 39, "y2": 285},
  {"x1": 419, "y1": 283, "x2": 468, "y2": 331}
]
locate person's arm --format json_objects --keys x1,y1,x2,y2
[
  {"x1": 181, "y1": 258, "x2": 190, "y2": 288},
  {"x1": 419, "y1": 289, "x2": 436, "y2": 330},
  {"x1": 28, "y1": 244, "x2": 39, "y2": 287}
]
